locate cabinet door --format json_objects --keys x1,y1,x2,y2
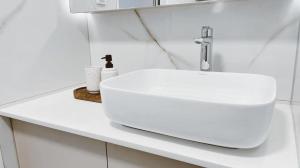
[
  {"x1": 107, "y1": 143, "x2": 203, "y2": 168},
  {"x1": 0, "y1": 149, "x2": 4, "y2": 168},
  {"x1": 12, "y1": 120, "x2": 107, "y2": 168},
  {"x1": 0, "y1": 117, "x2": 19, "y2": 168}
]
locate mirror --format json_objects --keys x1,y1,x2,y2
[
  {"x1": 70, "y1": 0, "x2": 208, "y2": 13},
  {"x1": 117, "y1": 0, "x2": 202, "y2": 9},
  {"x1": 118, "y1": 0, "x2": 156, "y2": 9}
]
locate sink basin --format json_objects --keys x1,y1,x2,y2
[{"x1": 100, "y1": 69, "x2": 276, "y2": 149}]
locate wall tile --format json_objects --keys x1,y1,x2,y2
[
  {"x1": 88, "y1": 0, "x2": 300, "y2": 101},
  {"x1": 0, "y1": 0, "x2": 90, "y2": 105},
  {"x1": 88, "y1": 10, "x2": 176, "y2": 73}
]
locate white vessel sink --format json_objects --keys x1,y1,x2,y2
[{"x1": 100, "y1": 69, "x2": 276, "y2": 149}]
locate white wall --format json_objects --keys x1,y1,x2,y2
[
  {"x1": 0, "y1": 0, "x2": 90, "y2": 168},
  {"x1": 88, "y1": 0, "x2": 300, "y2": 101},
  {"x1": 0, "y1": 0, "x2": 90, "y2": 105}
]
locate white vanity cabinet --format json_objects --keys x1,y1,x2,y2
[
  {"x1": 12, "y1": 120, "x2": 107, "y2": 168},
  {"x1": 0, "y1": 117, "x2": 19, "y2": 168},
  {"x1": 0, "y1": 150, "x2": 4, "y2": 168},
  {"x1": 107, "y1": 143, "x2": 202, "y2": 168},
  {"x1": 12, "y1": 120, "x2": 202, "y2": 168}
]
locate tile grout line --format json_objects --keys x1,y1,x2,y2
[{"x1": 290, "y1": 20, "x2": 300, "y2": 103}]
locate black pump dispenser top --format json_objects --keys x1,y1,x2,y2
[{"x1": 101, "y1": 55, "x2": 113, "y2": 68}]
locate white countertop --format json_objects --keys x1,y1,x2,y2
[{"x1": 0, "y1": 88, "x2": 298, "y2": 168}]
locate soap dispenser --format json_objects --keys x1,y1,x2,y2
[{"x1": 101, "y1": 55, "x2": 118, "y2": 81}]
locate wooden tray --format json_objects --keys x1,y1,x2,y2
[{"x1": 73, "y1": 87, "x2": 101, "y2": 103}]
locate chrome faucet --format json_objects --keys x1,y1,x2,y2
[{"x1": 194, "y1": 26, "x2": 213, "y2": 71}]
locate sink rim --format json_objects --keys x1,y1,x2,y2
[{"x1": 100, "y1": 69, "x2": 277, "y2": 107}]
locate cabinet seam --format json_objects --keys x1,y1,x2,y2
[{"x1": 105, "y1": 142, "x2": 109, "y2": 168}]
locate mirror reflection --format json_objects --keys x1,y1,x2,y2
[
  {"x1": 159, "y1": 0, "x2": 200, "y2": 5},
  {"x1": 118, "y1": 0, "x2": 155, "y2": 9},
  {"x1": 115, "y1": 0, "x2": 204, "y2": 10}
]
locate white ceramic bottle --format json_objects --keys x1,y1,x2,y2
[
  {"x1": 85, "y1": 66, "x2": 101, "y2": 93},
  {"x1": 101, "y1": 55, "x2": 118, "y2": 81}
]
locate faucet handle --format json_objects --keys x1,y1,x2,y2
[
  {"x1": 194, "y1": 37, "x2": 211, "y2": 45},
  {"x1": 194, "y1": 38, "x2": 203, "y2": 44}
]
